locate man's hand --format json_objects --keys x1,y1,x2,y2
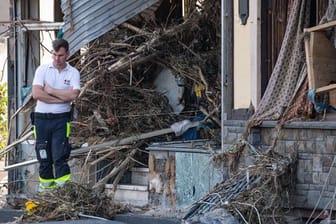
[
  {"x1": 43, "y1": 83, "x2": 54, "y2": 95},
  {"x1": 43, "y1": 83, "x2": 79, "y2": 102},
  {"x1": 32, "y1": 85, "x2": 64, "y2": 103}
]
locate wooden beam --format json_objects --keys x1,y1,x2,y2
[
  {"x1": 304, "y1": 20, "x2": 336, "y2": 33},
  {"x1": 71, "y1": 122, "x2": 201, "y2": 156},
  {"x1": 315, "y1": 84, "x2": 336, "y2": 94}
]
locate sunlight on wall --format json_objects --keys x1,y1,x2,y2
[
  {"x1": 39, "y1": 0, "x2": 55, "y2": 64},
  {"x1": 233, "y1": 0, "x2": 252, "y2": 109}
]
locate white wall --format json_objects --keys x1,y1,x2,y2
[
  {"x1": 233, "y1": 1, "x2": 261, "y2": 110},
  {"x1": 39, "y1": 0, "x2": 55, "y2": 64},
  {"x1": 233, "y1": 0, "x2": 251, "y2": 109}
]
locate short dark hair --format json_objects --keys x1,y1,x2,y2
[{"x1": 52, "y1": 39, "x2": 69, "y2": 52}]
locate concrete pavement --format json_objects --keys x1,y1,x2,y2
[{"x1": 0, "y1": 208, "x2": 181, "y2": 224}]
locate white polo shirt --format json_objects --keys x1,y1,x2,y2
[{"x1": 32, "y1": 63, "x2": 80, "y2": 113}]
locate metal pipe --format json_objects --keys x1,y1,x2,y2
[
  {"x1": 221, "y1": 0, "x2": 225, "y2": 152},
  {"x1": 221, "y1": 0, "x2": 233, "y2": 151},
  {"x1": 4, "y1": 159, "x2": 38, "y2": 170}
]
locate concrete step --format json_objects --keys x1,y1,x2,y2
[{"x1": 106, "y1": 184, "x2": 148, "y2": 207}]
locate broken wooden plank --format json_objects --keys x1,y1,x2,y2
[
  {"x1": 93, "y1": 148, "x2": 138, "y2": 190},
  {"x1": 5, "y1": 122, "x2": 202, "y2": 170},
  {"x1": 71, "y1": 121, "x2": 201, "y2": 156},
  {"x1": 315, "y1": 84, "x2": 336, "y2": 94},
  {"x1": 304, "y1": 20, "x2": 336, "y2": 33}
]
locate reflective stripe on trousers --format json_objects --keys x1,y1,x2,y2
[
  {"x1": 54, "y1": 174, "x2": 71, "y2": 186},
  {"x1": 39, "y1": 177, "x2": 56, "y2": 192}
]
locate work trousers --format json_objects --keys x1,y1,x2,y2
[{"x1": 33, "y1": 113, "x2": 72, "y2": 183}]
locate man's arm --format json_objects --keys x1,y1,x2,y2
[
  {"x1": 44, "y1": 84, "x2": 80, "y2": 102},
  {"x1": 32, "y1": 85, "x2": 65, "y2": 103}
]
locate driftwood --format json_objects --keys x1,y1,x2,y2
[
  {"x1": 9, "y1": 2, "x2": 222, "y2": 221},
  {"x1": 107, "y1": 14, "x2": 201, "y2": 72},
  {"x1": 89, "y1": 146, "x2": 130, "y2": 166},
  {"x1": 93, "y1": 148, "x2": 138, "y2": 191},
  {"x1": 4, "y1": 122, "x2": 200, "y2": 170},
  {"x1": 71, "y1": 121, "x2": 200, "y2": 156}
]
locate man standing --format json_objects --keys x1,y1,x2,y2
[{"x1": 32, "y1": 39, "x2": 80, "y2": 191}]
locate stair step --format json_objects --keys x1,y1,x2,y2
[
  {"x1": 130, "y1": 167, "x2": 149, "y2": 172},
  {"x1": 130, "y1": 167, "x2": 149, "y2": 185},
  {"x1": 106, "y1": 184, "x2": 148, "y2": 207}
]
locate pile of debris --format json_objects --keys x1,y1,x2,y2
[
  {"x1": 69, "y1": 0, "x2": 221, "y2": 147},
  {"x1": 19, "y1": 182, "x2": 124, "y2": 222},
  {"x1": 13, "y1": 0, "x2": 221, "y2": 222},
  {"x1": 182, "y1": 145, "x2": 298, "y2": 224}
]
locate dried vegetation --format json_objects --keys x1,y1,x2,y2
[{"x1": 19, "y1": 0, "x2": 221, "y2": 222}]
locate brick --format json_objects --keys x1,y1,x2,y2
[
  {"x1": 248, "y1": 128, "x2": 261, "y2": 145},
  {"x1": 224, "y1": 132, "x2": 238, "y2": 144},
  {"x1": 296, "y1": 168, "x2": 305, "y2": 184},
  {"x1": 312, "y1": 172, "x2": 320, "y2": 184},
  {"x1": 298, "y1": 129, "x2": 309, "y2": 140},
  {"x1": 282, "y1": 129, "x2": 299, "y2": 141},
  {"x1": 315, "y1": 141, "x2": 327, "y2": 154},
  {"x1": 297, "y1": 141, "x2": 305, "y2": 152},
  {"x1": 298, "y1": 152, "x2": 312, "y2": 160},
  {"x1": 323, "y1": 166, "x2": 331, "y2": 172},
  {"x1": 327, "y1": 185, "x2": 336, "y2": 192},
  {"x1": 309, "y1": 184, "x2": 324, "y2": 191},
  {"x1": 304, "y1": 159, "x2": 313, "y2": 172},
  {"x1": 304, "y1": 173, "x2": 313, "y2": 184},
  {"x1": 304, "y1": 141, "x2": 315, "y2": 153},
  {"x1": 297, "y1": 160, "x2": 304, "y2": 171},
  {"x1": 228, "y1": 126, "x2": 245, "y2": 134},
  {"x1": 307, "y1": 190, "x2": 323, "y2": 208},
  {"x1": 291, "y1": 195, "x2": 308, "y2": 208},
  {"x1": 285, "y1": 141, "x2": 296, "y2": 153},
  {"x1": 328, "y1": 168, "x2": 336, "y2": 185},
  {"x1": 321, "y1": 156, "x2": 333, "y2": 169},
  {"x1": 309, "y1": 130, "x2": 325, "y2": 140},
  {"x1": 326, "y1": 136, "x2": 336, "y2": 153},
  {"x1": 273, "y1": 140, "x2": 286, "y2": 153},
  {"x1": 295, "y1": 183, "x2": 309, "y2": 191},
  {"x1": 313, "y1": 157, "x2": 322, "y2": 172},
  {"x1": 222, "y1": 127, "x2": 228, "y2": 138}
]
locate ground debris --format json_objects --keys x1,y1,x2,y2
[
  {"x1": 19, "y1": 182, "x2": 125, "y2": 223},
  {"x1": 183, "y1": 146, "x2": 298, "y2": 224}
]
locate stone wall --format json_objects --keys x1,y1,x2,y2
[
  {"x1": 222, "y1": 120, "x2": 336, "y2": 211},
  {"x1": 259, "y1": 124, "x2": 336, "y2": 210}
]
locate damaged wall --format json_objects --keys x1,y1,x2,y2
[
  {"x1": 259, "y1": 123, "x2": 336, "y2": 210},
  {"x1": 222, "y1": 120, "x2": 336, "y2": 213},
  {"x1": 148, "y1": 142, "x2": 224, "y2": 209}
]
